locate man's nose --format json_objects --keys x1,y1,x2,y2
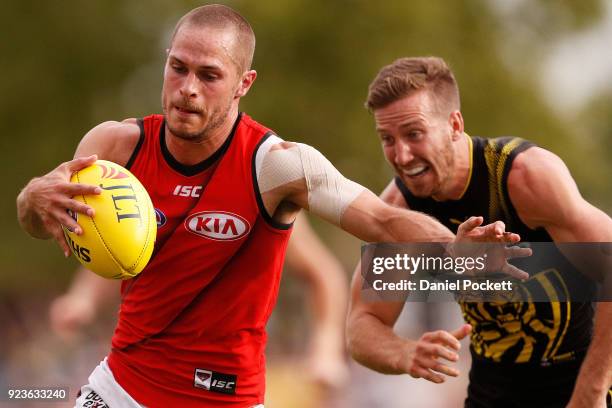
[
  {"x1": 394, "y1": 142, "x2": 414, "y2": 165},
  {"x1": 179, "y1": 72, "x2": 198, "y2": 98}
]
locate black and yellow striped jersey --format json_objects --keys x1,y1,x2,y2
[{"x1": 395, "y1": 136, "x2": 595, "y2": 365}]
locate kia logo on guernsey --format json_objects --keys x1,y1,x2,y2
[{"x1": 185, "y1": 211, "x2": 250, "y2": 241}]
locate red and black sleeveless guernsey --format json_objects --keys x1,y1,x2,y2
[{"x1": 107, "y1": 113, "x2": 293, "y2": 407}]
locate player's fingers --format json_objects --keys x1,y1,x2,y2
[
  {"x1": 479, "y1": 221, "x2": 505, "y2": 238},
  {"x1": 457, "y1": 216, "x2": 483, "y2": 235},
  {"x1": 50, "y1": 226, "x2": 71, "y2": 257},
  {"x1": 504, "y1": 246, "x2": 532, "y2": 260},
  {"x1": 63, "y1": 155, "x2": 98, "y2": 173},
  {"x1": 414, "y1": 367, "x2": 445, "y2": 384},
  {"x1": 429, "y1": 344, "x2": 459, "y2": 362},
  {"x1": 54, "y1": 209, "x2": 83, "y2": 235},
  {"x1": 501, "y1": 263, "x2": 529, "y2": 281},
  {"x1": 501, "y1": 231, "x2": 521, "y2": 243},
  {"x1": 61, "y1": 183, "x2": 102, "y2": 197},
  {"x1": 423, "y1": 330, "x2": 461, "y2": 351},
  {"x1": 493, "y1": 221, "x2": 505, "y2": 236},
  {"x1": 61, "y1": 198, "x2": 95, "y2": 217},
  {"x1": 450, "y1": 324, "x2": 472, "y2": 341},
  {"x1": 430, "y1": 363, "x2": 460, "y2": 377}
]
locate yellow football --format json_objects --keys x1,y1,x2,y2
[{"x1": 62, "y1": 160, "x2": 156, "y2": 279}]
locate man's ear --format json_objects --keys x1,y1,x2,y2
[
  {"x1": 235, "y1": 70, "x2": 257, "y2": 98},
  {"x1": 449, "y1": 110, "x2": 465, "y2": 141}
]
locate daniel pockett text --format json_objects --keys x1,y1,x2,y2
[
  {"x1": 360, "y1": 242, "x2": 612, "y2": 303},
  {"x1": 367, "y1": 249, "x2": 514, "y2": 301}
]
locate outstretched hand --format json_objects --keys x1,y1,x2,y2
[{"x1": 452, "y1": 216, "x2": 532, "y2": 280}]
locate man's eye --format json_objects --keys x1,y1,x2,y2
[
  {"x1": 407, "y1": 131, "x2": 422, "y2": 140},
  {"x1": 200, "y1": 73, "x2": 218, "y2": 81},
  {"x1": 381, "y1": 136, "x2": 394, "y2": 146},
  {"x1": 172, "y1": 65, "x2": 186, "y2": 73}
]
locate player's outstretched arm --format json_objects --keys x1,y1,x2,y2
[
  {"x1": 258, "y1": 141, "x2": 523, "y2": 245},
  {"x1": 340, "y1": 189, "x2": 455, "y2": 242},
  {"x1": 257, "y1": 141, "x2": 456, "y2": 242},
  {"x1": 16, "y1": 120, "x2": 140, "y2": 256},
  {"x1": 508, "y1": 147, "x2": 612, "y2": 407}
]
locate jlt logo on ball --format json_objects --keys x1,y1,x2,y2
[{"x1": 99, "y1": 183, "x2": 143, "y2": 225}]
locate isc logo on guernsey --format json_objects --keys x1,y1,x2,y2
[
  {"x1": 185, "y1": 211, "x2": 250, "y2": 241},
  {"x1": 174, "y1": 185, "x2": 201, "y2": 197}
]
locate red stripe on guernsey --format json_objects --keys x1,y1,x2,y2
[{"x1": 108, "y1": 114, "x2": 292, "y2": 407}]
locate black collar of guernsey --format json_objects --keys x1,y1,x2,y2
[{"x1": 160, "y1": 112, "x2": 243, "y2": 177}]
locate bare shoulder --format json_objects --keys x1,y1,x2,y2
[
  {"x1": 508, "y1": 146, "x2": 573, "y2": 193},
  {"x1": 509, "y1": 146, "x2": 568, "y2": 177},
  {"x1": 75, "y1": 118, "x2": 142, "y2": 166},
  {"x1": 508, "y1": 146, "x2": 579, "y2": 228},
  {"x1": 379, "y1": 179, "x2": 408, "y2": 209}
]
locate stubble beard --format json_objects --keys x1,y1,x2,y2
[
  {"x1": 167, "y1": 100, "x2": 232, "y2": 143},
  {"x1": 407, "y1": 137, "x2": 456, "y2": 199},
  {"x1": 430, "y1": 137, "x2": 456, "y2": 198}
]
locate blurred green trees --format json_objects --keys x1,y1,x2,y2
[{"x1": 1, "y1": 0, "x2": 609, "y2": 292}]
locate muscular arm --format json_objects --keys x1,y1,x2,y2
[
  {"x1": 16, "y1": 120, "x2": 140, "y2": 254},
  {"x1": 347, "y1": 182, "x2": 412, "y2": 373},
  {"x1": 508, "y1": 147, "x2": 612, "y2": 406},
  {"x1": 346, "y1": 182, "x2": 470, "y2": 382},
  {"x1": 258, "y1": 141, "x2": 455, "y2": 242}
]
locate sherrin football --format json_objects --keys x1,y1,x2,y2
[{"x1": 62, "y1": 160, "x2": 156, "y2": 279}]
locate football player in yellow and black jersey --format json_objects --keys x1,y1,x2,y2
[{"x1": 347, "y1": 57, "x2": 612, "y2": 407}]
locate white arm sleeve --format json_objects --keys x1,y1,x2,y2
[{"x1": 255, "y1": 139, "x2": 365, "y2": 225}]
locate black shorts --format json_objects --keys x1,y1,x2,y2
[{"x1": 465, "y1": 357, "x2": 611, "y2": 408}]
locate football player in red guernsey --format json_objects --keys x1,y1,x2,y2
[
  {"x1": 17, "y1": 5, "x2": 522, "y2": 407},
  {"x1": 49, "y1": 213, "x2": 350, "y2": 398}
]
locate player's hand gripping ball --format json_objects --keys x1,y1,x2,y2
[{"x1": 62, "y1": 160, "x2": 156, "y2": 279}]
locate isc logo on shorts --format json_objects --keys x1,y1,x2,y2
[
  {"x1": 185, "y1": 211, "x2": 250, "y2": 241},
  {"x1": 194, "y1": 368, "x2": 237, "y2": 395}
]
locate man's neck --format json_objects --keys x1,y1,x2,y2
[
  {"x1": 165, "y1": 108, "x2": 239, "y2": 166},
  {"x1": 432, "y1": 132, "x2": 472, "y2": 201}
]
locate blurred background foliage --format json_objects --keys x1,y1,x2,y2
[
  {"x1": 1, "y1": 3, "x2": 610, "y2": 406},
  {"x1": 1, "y1": 0, "x2": 610, "y2": 295}
]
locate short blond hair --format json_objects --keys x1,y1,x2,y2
[
  {"x1": 366, "y1": 57, "x2": 460, "y2": 113},
  {"x1": 171, "y1": 4, "x2": 255, "y2": 72}
]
